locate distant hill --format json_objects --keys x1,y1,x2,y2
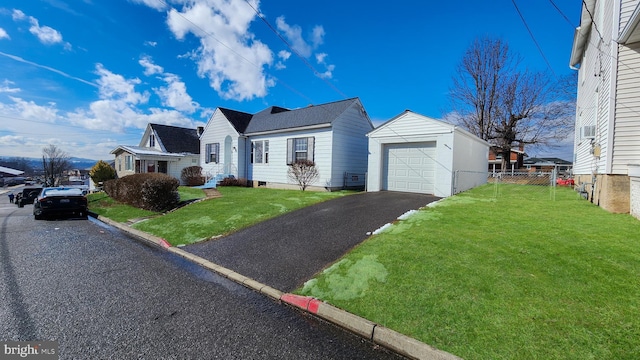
[{"x1": 0, "y1": 156, "x2": 106, "y2": 174}]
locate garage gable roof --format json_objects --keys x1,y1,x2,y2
[{"x1": 368, "y1": 110, "x2": 455, "y2": 137}]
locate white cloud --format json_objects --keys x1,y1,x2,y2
[
  {"x1": 12, "y1": 9, "x2": 71, "y2": 48},
  {"x1": 139, "y1": 56, "x2": 164, "y2": 75},
  {"x1": 155, "y1": 74, "x2": 199, "y2": 113},
  {"x1": 315, "y1": 52, "x2": 335, "y2": 79},
  {"x1": 130, "y1": 0, "x2": 168, "y2": 11},
  {"x1": 164, "y1": 0, "x2": 275, "y2": 101},
  {"x1": 275, "y1": 50, "x2": 291, "y2": 70},
  {"x1": 95, "y1": 64, "x2": 149, "y2": 105},
  {"x1": 12, "y1": 9, "x2": 26, "y2": 21},
  {"x1": 0, "y1": 80, "x2": 20, "y2": 93},
  {"x1": 278, "y1": 50, "x2": 291, "y2": 61},
  {"x1": 28, "y1": 17, "x2": 63, "y2": 44},
  {"x1": 0, "y1": 28, "x2": 10, "y2": 40},
  {"x1": 0, "y1": 96, "x2": 59, "y2": 122},
  {"x1": 276, "y1": 16, "x2": 312, "y2": 57},
  {"x1": 139, "y1": 56, "x2": 199, "y2": 113},
  {"x1": 311, "y1": 25, "x2": 325, "y2": 48}
]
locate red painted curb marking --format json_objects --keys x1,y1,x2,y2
[
  {"x1": 159, "y1": 239, "x2": 172, "y2": 248},
  {"x1": 280, "y1": 294, "x2": 313, "y2": 310},
  {"x1": 307, "y1": 299, "x2": 321, "y2": 314}
]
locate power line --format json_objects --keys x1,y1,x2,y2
[
  {"x1": 548, "y1": 0, "x2": 576, "y2": 27},
  {"x1": 510, "y1": 0, "x2": 557, "y2": 78}
]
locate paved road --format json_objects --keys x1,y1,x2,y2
[
  {"x1": 0, "y1": 194, "x2": 402, "y2": 359},
  {"x1": 187, "y1": 191, "x2": 439, "y2": 292}
]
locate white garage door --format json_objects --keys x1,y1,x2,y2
[{"x1": 383, "y1": 142, "x2": 436, "y2": 194}]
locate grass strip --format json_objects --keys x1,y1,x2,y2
[{"x1": 297, "y1": 184, "x2": 640, "y2": 360}]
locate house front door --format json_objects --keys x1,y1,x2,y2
[
  {"x1": 158, "y1": 161, "x2": 167, "y2": 174},
  {"x1": 147, "y1": 163, "x2": 155, "y2": 173}
]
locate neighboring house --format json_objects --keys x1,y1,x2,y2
[
  {"x1": 522, "y1": 157, "x2": 573, "y2": 175},
  {"x1": 111, "y1": 123, "x2": 201, "y2": 184},
  {"x1": 200, "y1": 98, "x2": 373, "y2": 191},
  {"x1": 488, "y1": 146, "x2": 526, "y2": 173},
  {"x1": 0, "y1": 165, "x2": 24, "y2": 178},
  {"x1": 570, "y1": 0, "x2": 640, "y2": 213},
  {"x1": 367, "y1": 111, "x2": 489, "y2": 197},
  {"x1": 0, "y1": 165, "x2": 24, "y2": 186}
]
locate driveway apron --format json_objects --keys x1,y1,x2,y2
[{"x1": 186, "y1": 191, "x2": 439, "y2": 292}]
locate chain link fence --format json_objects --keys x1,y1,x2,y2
[{"x1": 454, "y1": 170, "x2": 574, "y2": 200}]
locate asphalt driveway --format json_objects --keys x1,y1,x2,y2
[{"x1": 186, "y1": 191, "x2": 439, "y2": 292}]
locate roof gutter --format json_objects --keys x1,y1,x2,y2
[
  {"x1": 244, "y1": 123, "x2": 331, "y2": 137},
  {"x1": 569, "y1": 0, "x2": 596, "y2": 69},
  {"x1": 619, "y1": 2, "x2": 640, "y2": 44}
]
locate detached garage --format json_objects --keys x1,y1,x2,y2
[{"x1": 367, "y1": 111, "x2": 489, "y2": 197}]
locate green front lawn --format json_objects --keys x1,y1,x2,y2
[
  {"x1": 297, "y1": 184, "x2": 640, "y2": 360},
  {"x1": 132, "y1": 187, "x2": 350, "y2": 246}
]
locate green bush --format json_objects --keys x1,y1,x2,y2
[
  {"x1": 89, "y1": 160, "x2": 116, "y2": 186},
  {"x1": 103, "y1": 173, "x2": 179, "y2": 212}
]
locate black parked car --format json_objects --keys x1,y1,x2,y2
[
  {"x1": 33, "y1": 187, "x2": 88, "y2": 220},
  {"x1": 16, "y1": 186, "x2": 43, "y2": 207}
]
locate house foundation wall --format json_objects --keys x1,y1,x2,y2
[
  {"x1": 251, "y1": 180, "x2": 333, "y2": 192},
  {"x1": 574, "y1": 174, "x2": 630, "y2": 213}
]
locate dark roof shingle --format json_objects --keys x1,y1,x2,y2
[
  {"x1": 150, "y1": 123, "x2": 200, "y2": 154},
  {"x1": 244, "y1": 98, "x2": 359, "y2": 134}
]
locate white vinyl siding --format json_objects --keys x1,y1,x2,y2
[
  {"x1": 330, "y1": 103, "x2": 373, "y2": 187},
  {"x1": 573, "y1": 0, "x2": 616, "y2": 175},
  {"x1": 250, "y1": 129, "x2": 329, "y2": 187},
  {"x1": 200, "y1": 109, "x2": 244, "y2": 178},
  {"x1": 613, "y1": 40, "x2": 640, "y2": 173}
]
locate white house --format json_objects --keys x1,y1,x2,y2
[
  {"x1": 569, "y1": 0, "x2": 640, "y2": 214},
  {"x1": 367, "y1": 111, "x2": 489, "y2": 197},
  {"x1": 111, "y1": 123, "x2": 201, "y2": 184},
  {"x1": 199, "y1": 98, "x2": 373, "y2": 191}
]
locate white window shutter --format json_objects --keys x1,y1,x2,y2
[
  {"x1": 308, "y1": 137, "x2": 315, "y2": 162},
  {"x1": 287, "y1": 138, "x2": 294, "y2": 164}
]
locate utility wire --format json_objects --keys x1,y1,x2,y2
[
  {"x1": 548, "y1": 0, "x2": 576, "y2": 27},
  {"x1": 511, "y1": 0, "x2": 557, "y2": 78}
]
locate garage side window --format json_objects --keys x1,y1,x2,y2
[
  {"x1": 205, "y1": 143, "x2": 220, "y2": 164},
  {"x1": 286, "y1": 137, "x2": 314, "y2": 165}
]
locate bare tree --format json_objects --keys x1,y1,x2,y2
[
  {"x1": 42, "y1": 145, "x2": 70, "y2": 186},
  {"x1": 287, "y1": 160, "x2": 319, "y2": 191},
  {"x1": 450, "y1": 37, "x2": 574, "y2": 171}
]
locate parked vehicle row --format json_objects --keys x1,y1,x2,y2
[
  {"x1": 33, "y1": 187, "x2": 88, "y2": 220},
  {"x1": 8, "y1": 186, "x2": 88, "y2": 220}
]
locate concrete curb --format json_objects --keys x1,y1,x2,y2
[{"x1": 93, "y1": 214, "x2": 461, "y2": 360}]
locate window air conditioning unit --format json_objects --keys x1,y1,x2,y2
[{"x1": 581, "y1": 125, "x2": 596, "y2": 139}]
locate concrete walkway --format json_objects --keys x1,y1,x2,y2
[{"x1": 186, "y1": 191, "x2": 439, "y2": 292}]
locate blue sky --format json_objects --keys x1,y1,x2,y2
[{"x1": 0, "y1": 0, "x2": 580, "y2": 161}]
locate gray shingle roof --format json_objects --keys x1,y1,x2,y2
[
  {"x1": 244, "y1": 98, "x2": 359, "y2": 134},
  {"x1": 150, "y1": 123, "x2": 200, "y2": 154},
  {"x1": 219, "y1": 108, "x2": 253, "y2": 133}
]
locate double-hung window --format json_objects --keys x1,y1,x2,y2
[
  {"x1": 149, "y1": 134, "x2": 155, "y2": 147},
  {"x1": 286, "y1": 137, "x2": 315, "y2": 165},
  {"x1": 125, "y1": 155, "x2": 133, "y2": 171},
  {"x1": 251, "y1": 140, "x2": 269, "y2": 164},
  {"x1": 205, "y1": 143, "x2": 220, "y2": 164}
]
